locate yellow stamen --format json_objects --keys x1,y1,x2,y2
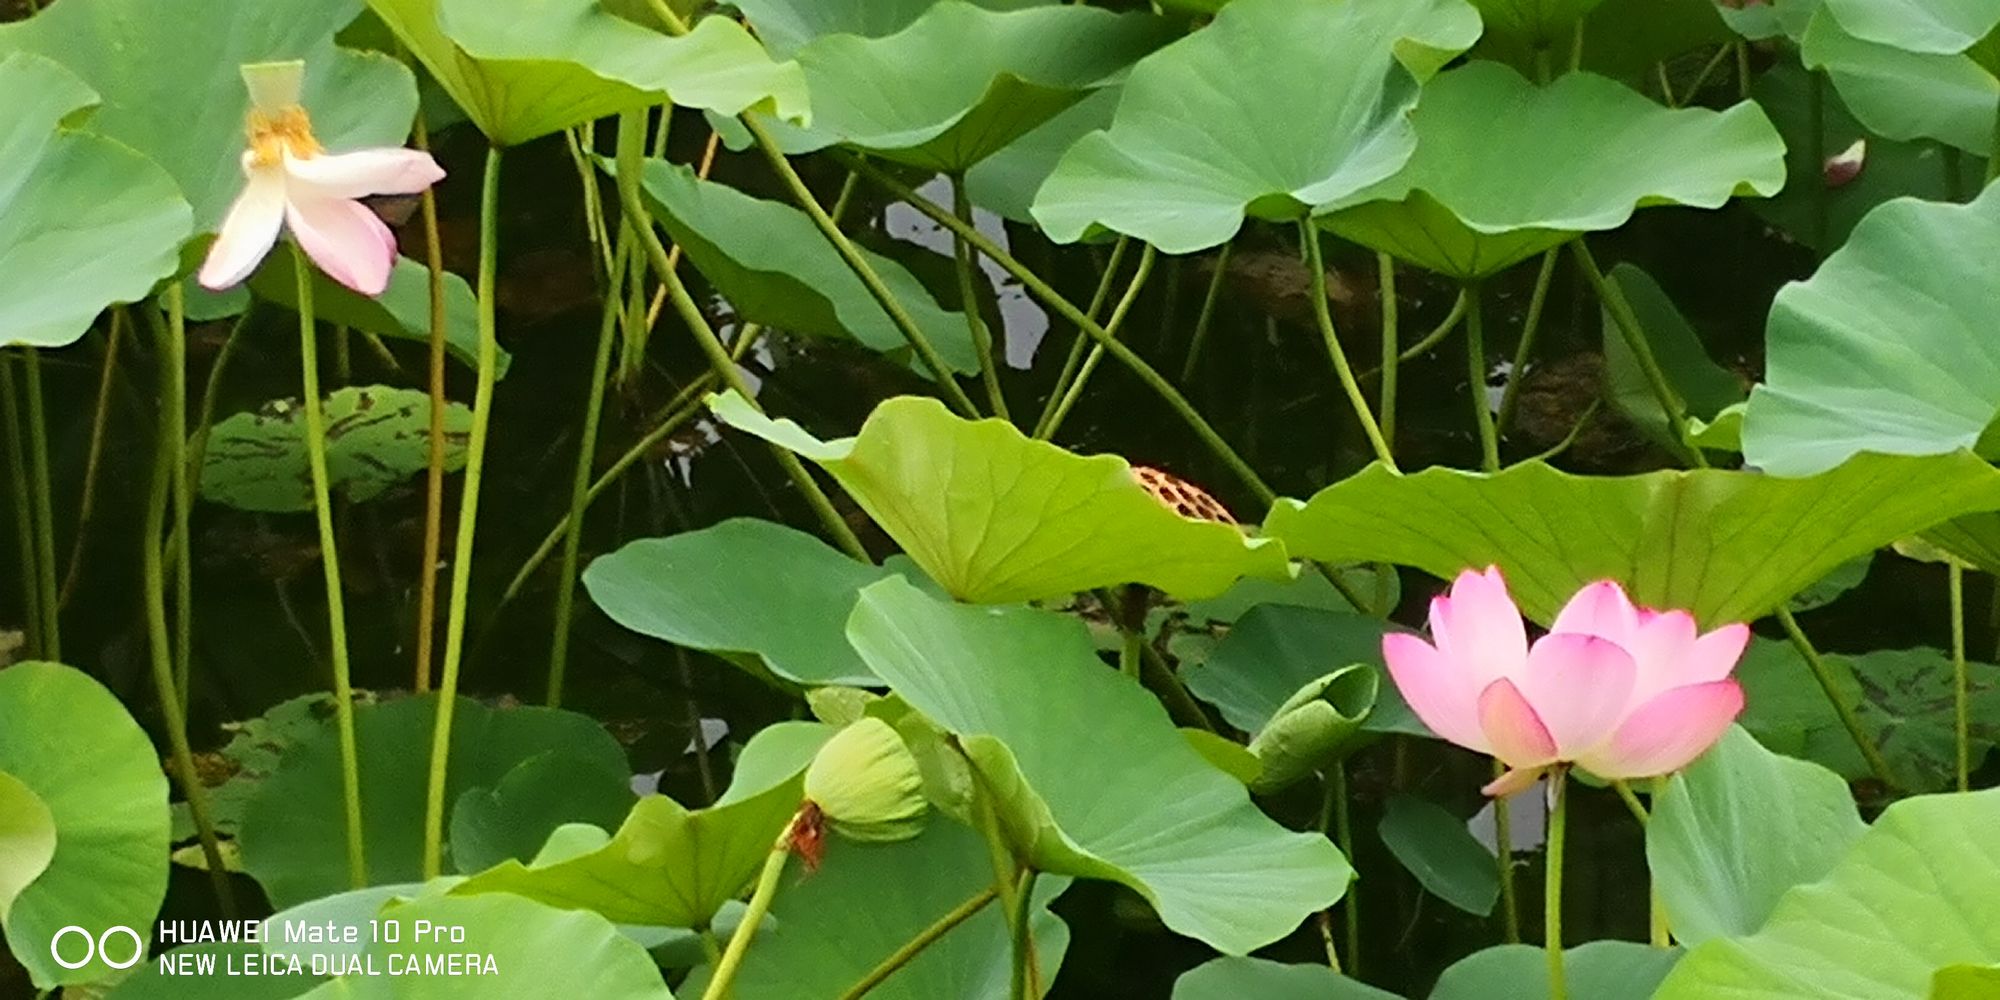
[{"x1": 246, "y1": 105, "x2": 323, "y2": 167}]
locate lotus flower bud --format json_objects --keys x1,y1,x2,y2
[{"x1": 803, "y1": 717, "x2": 927, "y2": 844}]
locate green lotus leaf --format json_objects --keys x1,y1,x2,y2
[
  {"x1": 1821, "y1": 0, "x2": 2000, "y2": 54},
  {"x1": 1934, "y1": 964, "x2": 2000, "y2": 999},
  {"x1": 1649, "y1": 727, "x2": 1867, "y2": 945},
  {"x1": 1433, "y1": 941, "x2": 1683, "y2": 999},
  {"x1": 1321, "y1": 62, "x2": 1785, "y2": 279},
  {"x1": 1031, "y1": 0, "x2": 1481, "y2": 253},
  {"x1": 1469, "y1": 0, "x2": 1608, "y2": 53},
  {"x1": 0, "y1": 771, "x2": 56, "y2": 920},
  {"x1": 447, "y1": 750, "x2": 636, "y2": 875},
  {"x1": 1378, "y1": 794, "x2": 1500, "y2": 917},
  {"x1": 1245, "y1": 666, "x2": 1378, "y2": 792},
  {"x1": 1715, "y1": 0, "x2": 1820, "y2": 42},
  {"x1": 622, "y1": 158, "x2": 978, "y2": 372},
  {"x1": 1262, "y1": 452, "x2": 2000, "y2": 628},
  {"x1": 247, "y1": 252, "x2": 502, "y2": 375},
  {"x1": 1743, "y1": 186, "x2": 2000, "y2": 476},
  {"x1": 1173, "y1": 957, "x2": 1401, "y2": 999},
  {"x1": 712, "y1": 391, "x2": 1292, "y2": 604},
  {"x1": 199, "y1": 386, "x2": 471, "y2": 513},
  {"x1": 1479, "y1": 0, "x2": 1730, "y2": 82},
  {"x1": 1600, "y1": 263, "x2": 1745, "y2": 450},
  {"x1": 733, "y1": 0, "x2": 1042, "y2": 56},
  {"x1": 1656, "y1": 788, "x2": 2000, "y2": 999},
  {"x1": 964, "y1": 87, "x2": 1119, "y2": 223},
  {"x1": 679, "y1": 820, "x2": 1071, "y2": 1000},
  {"x1": 0, "y1": 0, "x2": 417, "y2": 231},
  {"x1": 373, "y1": 0, "x2": 804, "y2": 147},
  {"x1": 1801, "y1": 8, "x2": 2000, "y2": 153},
  {"x1": 0, "y1": 662, "x2": 170, "y2": 989},
  {"x1": 238, "y1": 694, "x2": 633, "y2": 909},
  {"x1": 846, "y1": 577, "x2": 1351, "y2": 954},
  {"x1": 1182, "y1": 604, "x2": 1423, "y2": 742},
  {"x1": 451, "y1": 721, "x2": 828, "y2": 928},
  {"x1": 0, "y1": 53, "x2": 190, "y2": 350},
  {"x1": 586, "y1": 519, "x2": 899, "y2": 687}
]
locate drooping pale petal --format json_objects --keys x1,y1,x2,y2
[
  {"x1": 286, "y1": 193, "x2": 397, "y2": 296},
  {"x1": 1476, "y1": 678, "x2": 1558, "y2": 771},
  {"x1": 198, "y1": 160, "x2": 287, "y2": 290},
  {"x1": 1429, "y1": 567, "x2": 1528, "y2": 685},
  {"x1": 1515, "y1": 633, "x2": 1637, "y2": 757},
  {"x1": 286, "y1": 148, "x2": 445, "y2": 200},
  {"x1": 1481, "y1": 766, "x2": 1546, "y2": 798},
  {"x1": 1549, "y1": 579, "x2": 1641, "y2": 644},
  {"x1": 1382, "y1": 632, "x2": 1489, "y2": 753},
  {"x1": 1578, "y1": 679, "x2": 1744, "y2": 779}
]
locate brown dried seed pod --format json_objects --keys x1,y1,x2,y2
[{"x1": 1131, "y1": 466, "x2": 1238, "y2": 525}]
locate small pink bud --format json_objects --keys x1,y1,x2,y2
[{"x1": 1823, "y1": 138, "x2": 1866, "y2": 190}]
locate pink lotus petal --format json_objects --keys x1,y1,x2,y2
[
  {"x1": 1686, "y1": 623, "x2": 1750, "y2": 685},
  {"x1": 287, "y1": 148, "x2": 445, "y2": 200},
  {"x1": 1481, "y1": 766, "x2": 1546, "y2": 798},
  {"x1": 198, "y1": 161, "x2": 287, "y2": 290},
  {"x1": 1430, "y1": 567, "x2": 1527, "y2": 686},
  {"x1": 1580, "y1": 679, "x2": 1744, "y2": 779},
  {"x1": 1383, "y1": 632, "x2": 1489, "y2": 753},
  {"x1": 1623, "y1": 607, "x2": 1698, "y2": 703},
  {"x1": 1477, "y1": 677, "x2": 1559, "y2": 771},
  {"x1": 1517, "y1": 633, "x2": 1637, "y2": 757},
  {"x1": 286, "y1": 195, "x2": 397, "y2": 296},
  {"x1": 1550, "y1": 579, "x2": 1640, "y2": 644}
]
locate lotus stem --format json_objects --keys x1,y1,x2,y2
[
  {"x1": 836, "y1": 888, "x2": 998, "y2": 1000},
  {"x1": 952, "y1": 175, "x2": 1011, "y2": 421},
  {"x1": 702, "y1": 832, "x2": 794, "y2": 1000},
  {"x1": 21, "y1": 348, "x2": 58, "y2": 661},
  {"x1": 413, "y1": 111, "x2": 448, "y2": 695},
  {"x1": 1039, "y1": 238, "x2": 1128, "y2": 434},
  {"x1": 1496, "y1": 247, "x2": 1561, "y2": 436},
  {"x1": 143, "y1": 295, "x2": 235, "y2": 916},
  {"x1": 1494, "y1": 760, "x2": 1520, "y2": 943},
  {"x1": 1571, "y1": 240, "x2": 1706, "y2": 468},
  {"x1": 1302, "y1": 222, "x2": 1398, "y2": 470},
  {"x1": 1, "y1": 355, "x2": 41, "y2": 659},
  {"x1": 1464, "y1": 282, "x2": 1501, "y2": 472},
  {"x1": 1774, "y1": 605, "x2": 1896, "y2": 787},
  {"x1": 58, "y1": 311, "x2": 125, "y2": 607},
  {"x1": 1010, "y1": 868, "x2": 1041, "y2": 1000},
  {"x1": 423, "y1": 145, "x2": 505, "y2": 879},
  {"x1": 1952, "y1": 562, "x2": 1969, "y2": 792},
  {"x1": 1323, "y1": 766, "x2": 1361, "y2": 976},
  {"x1": 1648, "y1": 777, "x2": 1670, "y2": 948},
  {"x1": 1039, "y1": 243, "x2": 1156, "y2": 440},
  {"x1": 614, "y1": 113, "x2": 870, "y2": 562},
  {"x1": 1546, "y1": 769, "x2": 1570, "y2": 1000},
  {"x1": 1180, "y1": 243, "x2": 1232, "y2": 383},
  {"x1": 1377, "y1": 252, "x2": 1399, "y2": 444},
  {"x1": 162, "y1": 289, "x2": 193, "y2": 712}
]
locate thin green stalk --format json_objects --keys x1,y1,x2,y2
[
  {"x1": 1010, "y1": 869, "x2": 1040, "y2": 1000},
  {"x1": 1776, "y1": 605, "x2": 1896, "y2": 786},
  {"x1": 413, "y1": 111, "x2": 447, "y2": 695},
  {"x1": 1648, "y1": 777, "x2": 1670, "y2": 948},
  {"x1": 835, "y1": 888, "x2": 998, "y2": 1000},
  {"x1": 1038, "y1": 238, "x2": 1128, "y2": 434},
  {"x1": 1302, "y1": 223, "x2": 1397, "y2": 469},
  {"x1": 848, "y1": 157, "x2": 1276, "y2": 503},
  {"x1": 1496, "y1": 248, "x2": 1561, "y2": 435},
  {"x1": 1674, "y1": 44, "x2": 1734, "y2": 107},
  {"x1": 702, "y1": 835, "x2": 793, "y2": 1000},
  {"x1": 178, "y1": 306, "x2": 251, "y2": 565},
  {"x1": 952, "y1": 176, "x2": 1010, "y2": 421},
  {"x1": 1039, "y1": 243, "x2": 1156, "y2": 440},
  {"x1": 21, "y1": 349, "x2": 58, "y2": 659},
  {"x1": 423, "y1": 146, "x2": 505, "y2": 879},
  {"x1": 737, "y1": 118, "x2": 977, "y2": 417},
  {"x1": 1464, "y1": 283, "x2": 1500, "y2": 472},
  {"x1": 292, "y1": 245, "x2": 367, "y2": 890},
  {"x1": 1735, "y1": 41, "x2": 1752, "y2": 101},
  {"x1": 1524, "y1": 399, "x2": 1601, "y2": 465},
  {"x1": 144, "y1": 299, "x2": 235, "y2": 916},
  {"x1": 161, "y1": 289, "x2": 193, "y2": 711},
  {"x1": 1572, "y1": 241, "x2": 1706, "y2": 467},
  {"x1": 1325, "y1": 766, "x2": 1360, "y2": 977},
  {"x1": 548, "y1": 235, "x2": 630, "y2": 708},
  {"x1": 614, "y1": 114, "x2": 870, "y2": 561},
  {"x1": 1377, "y1": 252, "x2": 1399, "y2": 444},
  {"x1": 829, "y1": 168, "x2": 863, "y2": 227},
  {"x1": 1611, "y1": 780, "x2": 1649, "y2": 826},
  {"x1": 1379, "y1": 291, "x2": 1468, "y2": 371},
  {"x1": 1546, "y1": 770, "x2": 1570, "y2": 1000},
  {"x1": 967, "y1": 774, "x2": 1027, "y2": 999},
  {"x1": 58, "y1": 312, "x2": 126, "y2": 607},
  {"x1": 2, "y1": 355, "x2": 42, "y2": 658},
  {"x1": 1952, "y1": 563, "x2": 1970, "y2": 792},
  {"x1": 1180, "y1": 243, "x2": 1233, "y2": 382},
  {"x1": 1494, "y1": 760, "x2": 1520, "y2": 943}
]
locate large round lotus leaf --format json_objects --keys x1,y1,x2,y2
[
  {"x1": 1262, "y1": 452, "x2": 2000, "y2": 628},
  {"x1": 1031, "y1": 0, "x2": 1482, "y2": 253},
  {"x1": 1742, "y1": 187, "x2": 2000, "y2": 476},
  {"x1": 411, "y1": 0, "x2": 806, "y2": 146},
  {"x1": 712, "y1": 391, "x2": 1292, "y2": 604},
  {"x1": 0, "y1": 771, "x2": 56, "y2": 919},
  {"x1": 1432, "y1": 942, "x2": 1683, "y2": 999},
  {"x1": 846, "y1": 577, "x2": 1352, "y2": 955},
  {"x1": 237, "y1": 694, "x2": 632, "y2": 908},
  {"x1": 679, "y1": 821, "x2": 1070, "y2": 1000},
  {"x1": 1656, "y1": 788, "x2": 2000, "y2": 999},
  {"x1": 0, "y1": 0, "x2": 416, "y2": 232},
  {"x1": 199, "y1": 386, "x2": 472, "y2": 513},
  {"x1": 1801, "y1": 8, "x2": 2000, "y2": 153},
  {"x1": 585, "y1": 519, "x2": 899, "y2": 686},
  {"x1": 1173, "y1": 957, "x2": 1400, "y2": 999},
  {"x1": 1821, "y1": 0, "x2": 2000, "y2": 54},
  {"x1": 1320, "y1": 62, "x2": 1785, "y2": 279},
  {"x1": 622, "y1": 158, "x2": 978, "y2": 373},
  {"x1": 744, "y1": 3, "x2": 1172, "y2": 171},
  {"x1": 0, "y1": 662, "x2": 170, "y2": 989},
  {"x1": 1648, "y1": 727, "x2": 1867, "y2": 946},
  {"x1": 450, "y1": 720, "x2": 826, "y2": 929},
  {"x1": 0, "y1": 54, "x2": 190, "y2": 350},
  {"x1": 734, "y1": 0, "x2": 1043, "y2": 56},
  {"x1": 1378, "y1": 795, "x2": 1500, "y2": 917},
  {"x1": 965, "y1": 87, "x2": 1118, "y2": 223}
]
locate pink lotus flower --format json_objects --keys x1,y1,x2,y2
[
  {"x1": 1383, "y1": 568, "x2": 1747, "y2": 796},
  {"x1": 198, "y1": 62, "x2": 443, "y2": 297}
]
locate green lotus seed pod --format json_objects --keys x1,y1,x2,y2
[{"x1": 804, "y1": 717, "x2": 928, "y2": 843}]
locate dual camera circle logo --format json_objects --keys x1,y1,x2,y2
[{"x1": 49, "y1": 925, "x2": 146, "y2": 970}]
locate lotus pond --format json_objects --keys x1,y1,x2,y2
[{"x1": 3, "y1": 0, "x2": 2000, "y2": 997}]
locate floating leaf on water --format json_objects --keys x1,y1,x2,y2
[{"x1": 199, "y1": 385, "x2": 471, "y2": 514}]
